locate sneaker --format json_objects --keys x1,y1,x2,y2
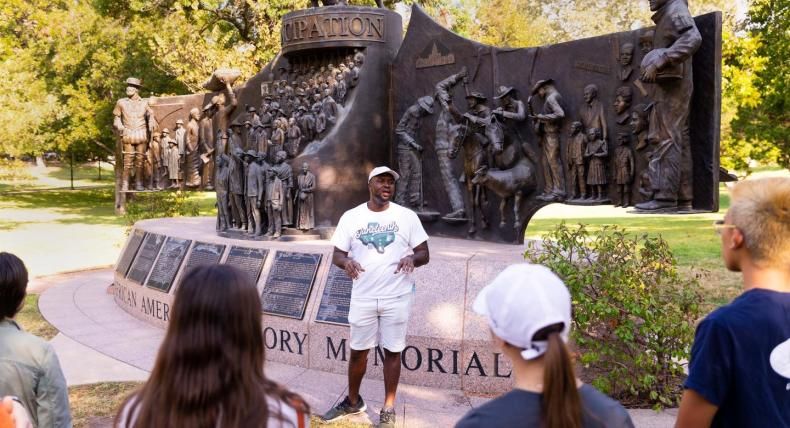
[
  {"x1": 321, "y1": 395, "x2": 366, "y2": 423},
  {"x1": 379, "y1": 407, "x2": 396, "y2": 428}
]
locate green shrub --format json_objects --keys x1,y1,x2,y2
[
  {"x1": 0, "y1": 159, "x2": 33, "y2": 181},
  {"x1": 124, "y1": 191, "x2": 200, "y2": 233},
  {"x1": 525, "y1": 222, "x2": 703, "y2": 409}
]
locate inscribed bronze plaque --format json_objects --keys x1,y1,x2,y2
[
  {"x1": 224, "y1": 246, "x2": 269, "y2": 284},
  {"x1": 116, "y1": 229, "x2": 146, "y2": 276},
  {"x1": 261, "y1": 251, "x2": 322, "y2": 319},
  {"x1": 127, "y1": 233, "x2": 166, "y2": 285},
  {"x1": 184, "y1": 242, "x2": 226, "y2": 272},
  {"x1": 315, "y1": 264, "x2": 353, "y2": 326},
  {"x1": 147, "y1": 238, "x2": 192, "y2": 293}
]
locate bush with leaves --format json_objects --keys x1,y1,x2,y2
[
  {"x1": 525, "y1": 222, "x2": 703, "y2": 409},
  {"x1": 124, "y1": 191, "x2": 200, "y2": 233}
]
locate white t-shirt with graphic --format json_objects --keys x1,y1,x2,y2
[{"x1": 331, "y1": 202, "x2": 428, "y2": 299}]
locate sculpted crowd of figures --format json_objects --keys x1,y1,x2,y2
[
  {"x1": 112, "y1": 49, "x2": 368, "y2": 237},
  {"x1": 396, "y1": 0, "x2": 701, "y2": 233}
]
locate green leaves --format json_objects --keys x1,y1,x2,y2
[{"x1": 525, "y1": 222, "x2": 703, "y2": 408}]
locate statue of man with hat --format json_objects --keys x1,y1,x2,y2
[
  {"x1": 112, "y1": 77, "x2": 157, "y2": 191},
  {"x1": 432, "y1": 68, "x2": 468, "y2": 221},
  {"x1": 492, "y1": 84, "x2": 530, "y2": 158},
  {"x1": 529, "y1": 78, "x2": 567, "y2": 202},
  {"x1": 394, "y1": 95, "x2": 434, "y2": 208},
  {"x1": 243, "y1": 150, "x2": 266, "y2": 236}
]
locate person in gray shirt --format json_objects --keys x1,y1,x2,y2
[
  {"x1": 456, "y1": 264, "x2": 633, "y2": 428},
  {"x1": 0, "y1": 252, "x2": 71, "y2": 428}
]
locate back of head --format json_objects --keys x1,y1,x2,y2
[
  {"x1": 0, "y1": 252, "x2": 28, "y2": 319},
  {"x1": 474, "y1": 264, "x2": 582, "y2": 428},
  {"x1": 728, "y1": 177, "x2": 790, "y2": 268},
  {"x1": 121, "y1": 264, "x2": 274, "y2": 427}
]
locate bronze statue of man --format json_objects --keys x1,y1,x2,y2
[
  {"x1": 296, "y1": 162, "x2": 316, "y2": 231},
  {"x1": 212, "y1": 79, "x2": 238, "y2": 157},
  {"x1": 199, "y1": 102, "x2": 216, "y2": 190},
  {"x1": 433, "y1": 68, "x2": 467, "y2": 220},
  {"x1": 185, "y1": 108, "x2": 202, "y2": 187},
  {"x1": 530, "y1": 79, "x2": 566, "y2": 202},
  {"x1": 113, "y1": 77, "x2": 156, "y2": 191},
  {"x1": 394, "y1": 96, "x2": 434, "y2": 208},
  {"x1": 215, "y1": 154, "x2": 231, "y2": 231},
  {"x1": 636, "y1": 0, "x2": 701, "y2": 211},
  {"x1": 244, "y1": 150, "x2": 265, "y2": 236},
  {"x1": 579, "y1": 84, "x2": 607, "y2": 142}
]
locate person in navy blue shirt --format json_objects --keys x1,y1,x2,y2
[{"x1": 676, "y1": 177, "x2": 790, "y2": 427}]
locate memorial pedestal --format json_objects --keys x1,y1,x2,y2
[{"x1": 113, "y1": 216, "x2": 530, "y2": 394}]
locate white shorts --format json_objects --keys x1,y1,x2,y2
[{"x1": 348, "y1": 291, "x2": 414, "y2": 352}]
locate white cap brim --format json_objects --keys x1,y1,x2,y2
[{"x1": 368, "y1": 167, "x2": 400, "y2": 182}]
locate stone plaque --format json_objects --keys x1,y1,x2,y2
[
  {"x1": 184, "y1": 242, "x2": 226, "y2": 273},
  {"x1": 116, "y1": 229, "x2": 146, "y2": 276},
  {"x1": 261, "y1": 251, "x2": 322, "y2": 319},
  {"x1": 127, "y1": 233, "x2": 166, "y2": 284},
  {"x1": 224, "y1": 246, "x2": 269, "y2": 284},
  {"x1": 146, "y1": 238, "x2": 192, "y2": 293},
  {"x1": 315, "y1": 264, "x2": 353, "y2": 326}
]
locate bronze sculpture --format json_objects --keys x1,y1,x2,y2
[
  {"x1": 296, "y1": 162, "x2": 316, "y2": 231},
  {"x1": 174, "y1": 119, "x2": 187, "y2": 186},
  {"x1": 215, "y1": 154, "x2": 231, "y2": 231},
  {"x1": 580, "y1": 84, "x2": 608, "y2": 143},
  {"x1": 113, "y1": 77, "x2": 156, "y2": 191},
  {"x1": 265, "y1": 167, "x2": 284, "y2": 238},
  {"x1": 394, "y1": 96, "x2": 434, "y2": 209},
  {"x1": 584, "y1": 127, "x2": 608, "y2": 201},
  {"x1": 530, "y1": 79, "x2": 566, "y2": 202},
  {"x1": 566, "y1": 121, "x2": 587, "y2": 200},
  {"x1": 228, "y1": 147, "x2": 247, "y2": 230},
  {"x1": 212, "y1": 75, "x2": 239, "y2": 157},
  {"x1": 199, "y1": 103, "x2": 216, "y2": 190},
  {"x1": 433, "y1": 68, "x2": 468, "y2": 221},
  {"x1": 618, "y1": 43, "x2": 635, "y2": 81},
  {"x1": 635, "y1": 0, "x2": 701, "y2": 211},
  {"x1": 613, "y1": 133, "x2": 635, "y2": 207},
  {"x1": 613, "y1": 86, "x2": 633, "y2": 126},
  {"x1": 164, "y1": 129, "x2": 180, "y2": 188},
  {"x1": 244, "y1": 150, "x2": 265, "y2": 236},
  {"x1": 185, "y1": 109, "x2": 202, "y2": 187},
  {"x1": 148, "y1": 131, "x2": 163, "y2": 190}
]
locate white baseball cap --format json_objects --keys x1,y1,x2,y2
[
  {"x1": 368, "y1": 166, "x2": 400, "y2": 182},
  {"x1": 473, "y1": 264, "x2": 571, "y2": 360}
]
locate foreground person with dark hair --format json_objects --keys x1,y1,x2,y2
[
  {"x1": 115, "y1": 264, "x2": 309, "y2": 428},
  {"x1": 0, "y1": 252, "x2": 71, "y2": 428},
  {"x1": 455, "y1": 264, "x2": 633, "y2": 428}
]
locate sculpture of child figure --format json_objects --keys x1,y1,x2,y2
[
  {"x1": 613, "y1": 133, "x2": 635, "y2": 207},
  {"x1": 584, "y1": 127, "x2": 608, "y2": 201}
]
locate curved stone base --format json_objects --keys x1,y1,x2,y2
[{"x1": 113, "y1": 217, "x2": 528, "y2": 394}]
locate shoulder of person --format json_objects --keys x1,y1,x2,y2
[
  {"x1": 265, "y1": 396, "x2": 306, "y2": 428},
  {"x1": 579, "y1": 385, "x2": 633, "y2": 426},
  {"x1": 456, "y1": 391, "x2": 537, "y2": 427}
]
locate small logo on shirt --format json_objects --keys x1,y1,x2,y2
[{"x1": 355, "y1": 222, "x2": 398, "y2": 254}]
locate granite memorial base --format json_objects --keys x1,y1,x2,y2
[{"x1": 113, "y1": 217, "x2": 529, "y2": 394}]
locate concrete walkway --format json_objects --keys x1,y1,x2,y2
[{"x1": 37, "y1": 269, "x2": 676, "y2": 427}]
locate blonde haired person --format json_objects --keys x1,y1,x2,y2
[
  {"x1": 456, "y1": 264, "x2": 633, "y2": 428},
  {"x1": 676, "y1": 177, "x2": 790, "y2": 427}
]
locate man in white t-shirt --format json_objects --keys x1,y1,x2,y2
[{"x1": 322, "y1": 166, "x2": 430, "y2": 428}]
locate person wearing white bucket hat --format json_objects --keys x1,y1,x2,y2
[{"x1": 456, "y1": 264, "x2": 633, "y2": 428}]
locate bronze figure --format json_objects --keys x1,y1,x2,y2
[
  {"x1": 566, "y1": 121, "x2": 587, "y2": 200},
  {"x1": 296, "y1": 162, "x2": 316, "y2": 231},
  {"x1": 433, "y1": 68, "x2": 468, "y2": 221},
  {"x1": 613, "y1": 133, "x2": 635, "y2": 207},
  {"x1": 394, "y1": 96, "x2": 434, "y2": 208},
  {"x1": 635, "y1": 0, "x2": 701, "y2": 211},
  {"x1": 113, "y1": 77, "x2": 156, "y2": 191},
  {"x1": 530, "y1": 79, "x2": 566, "y2": 202},
  {"x1": 584, "y1": 127, "x2": 608, "y2": 201},
  {"x1": 185, "y1": 109, "x2": 202, "y2": 187}
]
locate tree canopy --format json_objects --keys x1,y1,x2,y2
[{"x1": 1, "y1": 0, "x2": 785, "y2": 171}]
